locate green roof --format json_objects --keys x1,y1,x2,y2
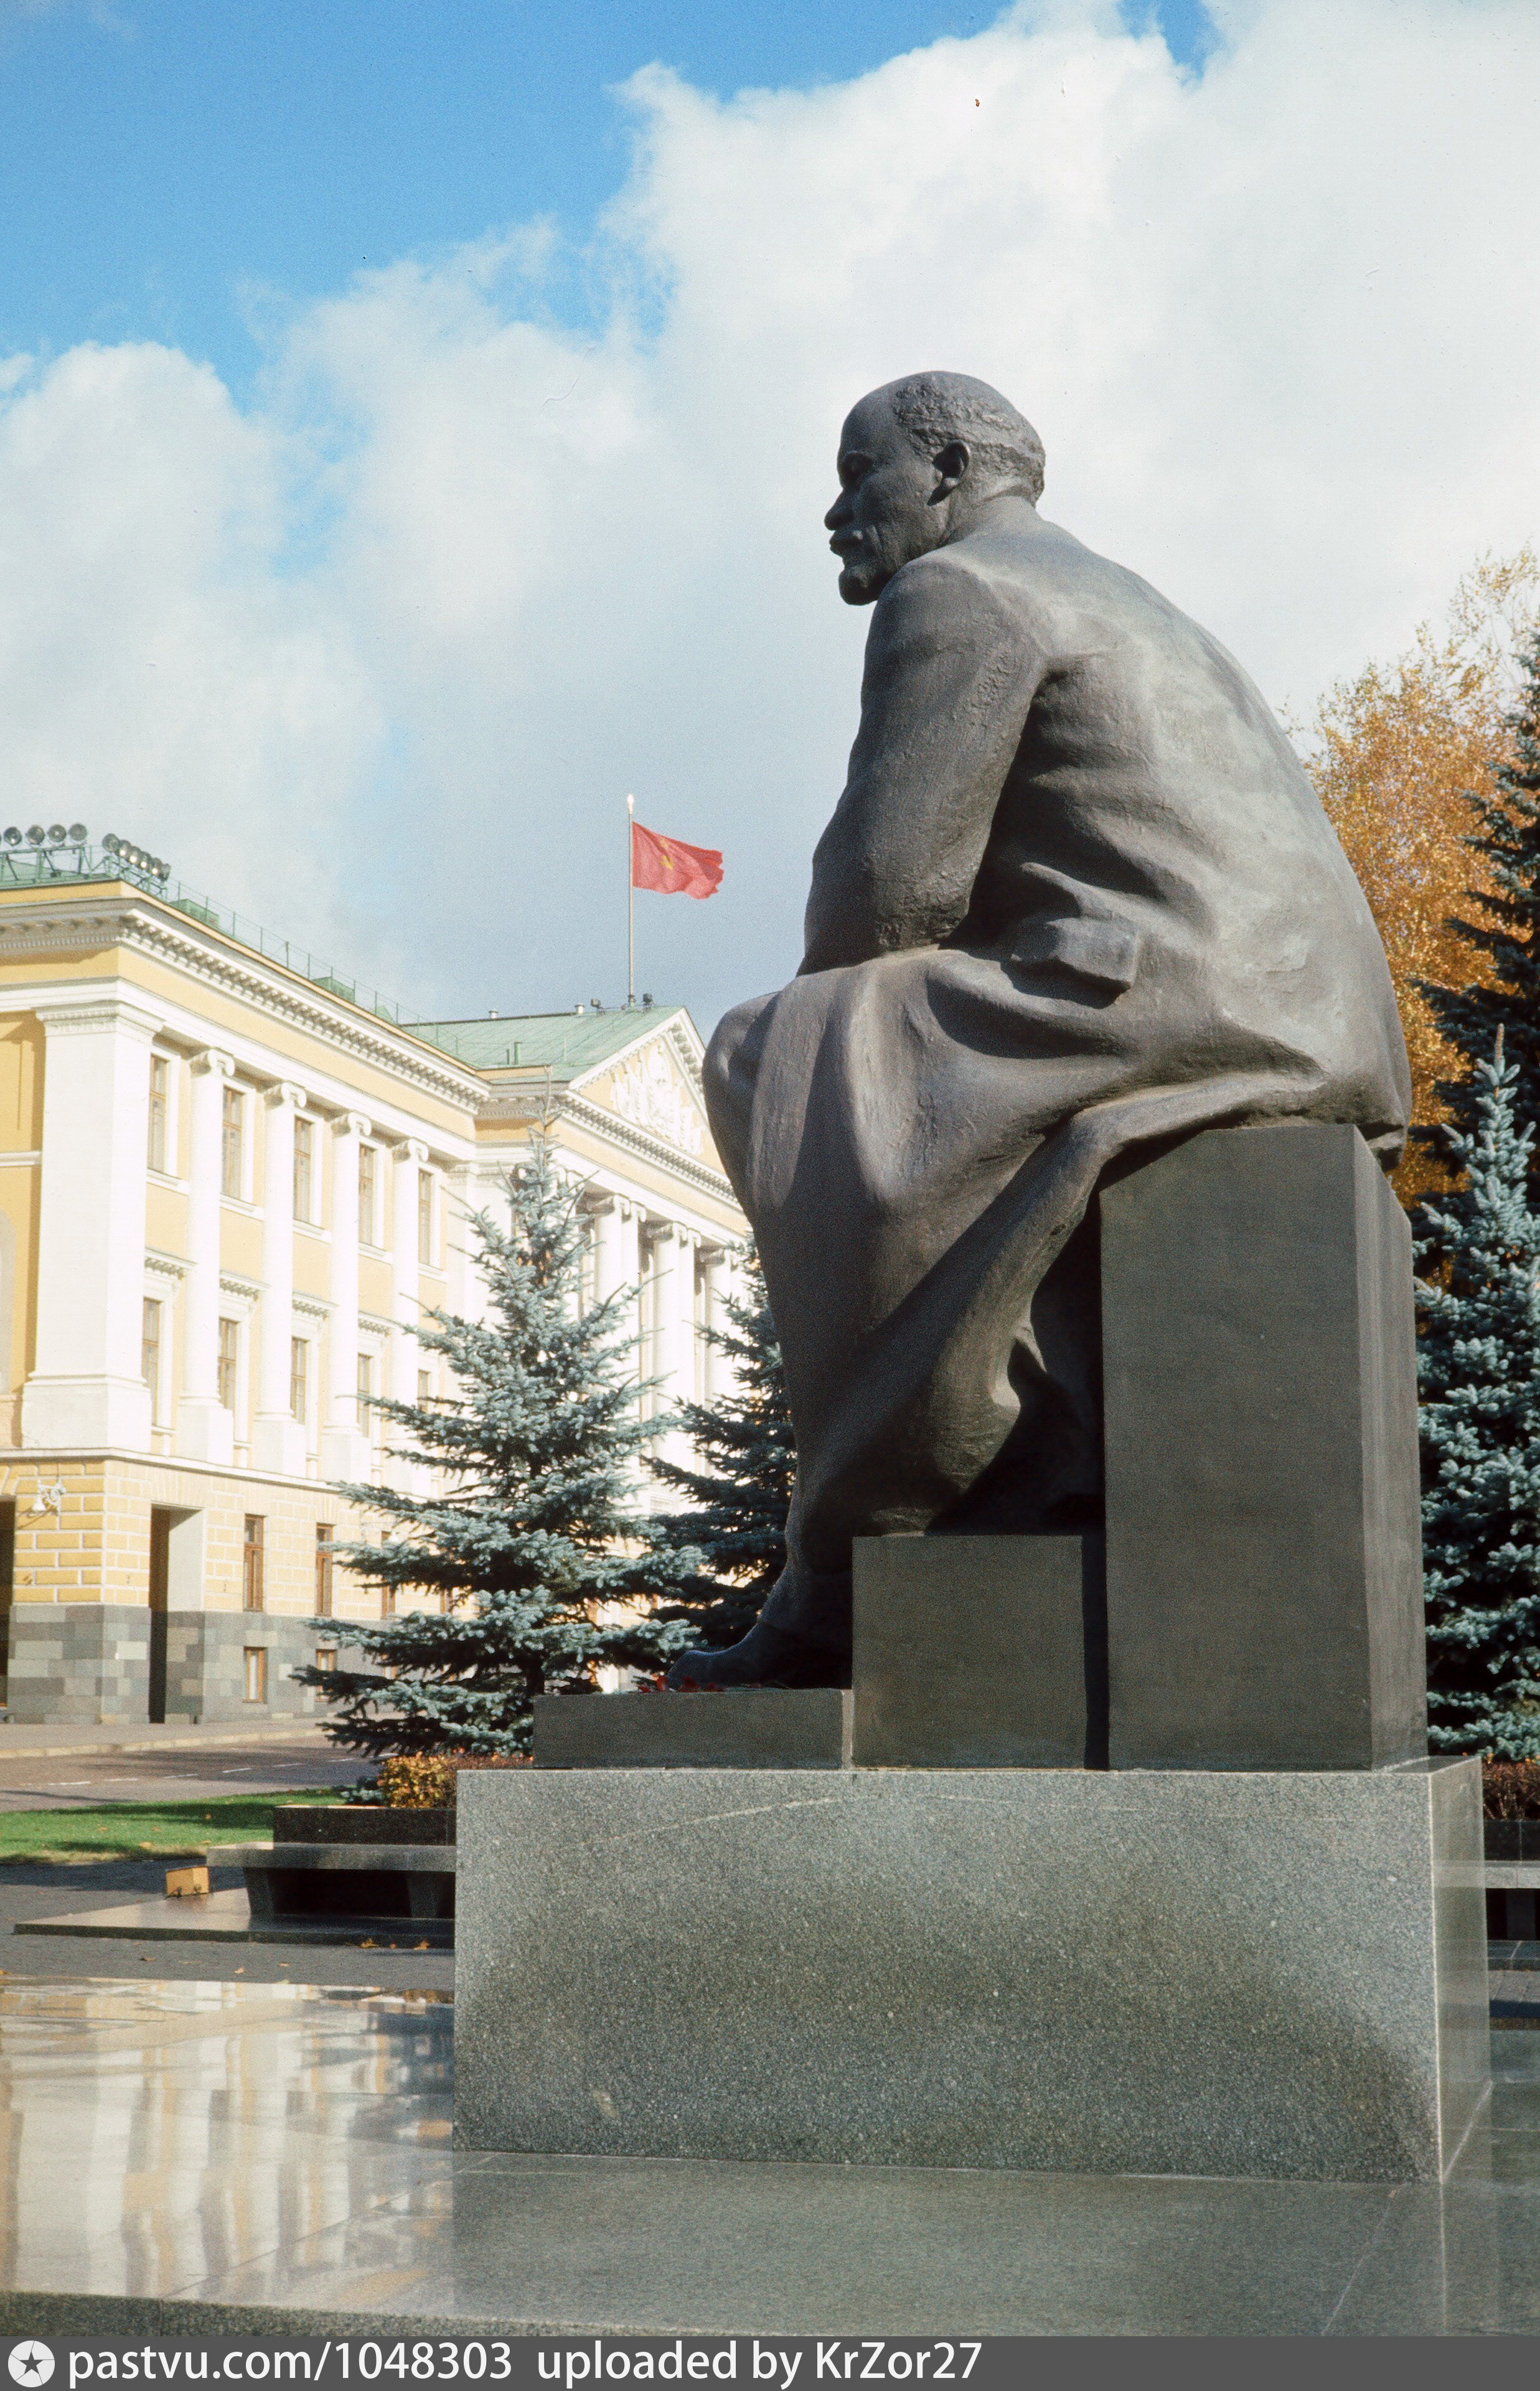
[{"x1": 404, "y1": 1005, "x2": 687, "y2": 1078}]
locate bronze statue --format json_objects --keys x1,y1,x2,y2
[{"x1": 669, "y1": 372, "x2": 1409, "y2": 1690}]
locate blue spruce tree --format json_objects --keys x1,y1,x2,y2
[
  {"x1": 1417, "y1": 1038, "x2": 1540, "y2": 1756},
  {"x1": 294, "y1": 1142, "x2": 688, "y2": 1757},
  {"x1": 644, "y1": 1241, "x2": 795, "y2": 1649}
]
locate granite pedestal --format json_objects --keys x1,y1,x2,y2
[
  {"x1": 456, "y1": 1122, "x2": 1482, "y2": 2183},
  {"x1": 456, "y1": 1756, "x2": 1488, "y2": 2182}
]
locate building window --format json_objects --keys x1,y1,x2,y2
[
  {"x1": 242, "y1": 1515, "x2": 265, "y2": 1613},
  {"x1": 359, "y1": 1144, "x2": 376, "y2": 1245},
  {"x1": 221, "y1": 1086, "x2": 244, "y2": 1199},
  {"x1": 315, "y1": 1524, "x2": 334, "y2": 1617},
  {"x1": 290, "y1": 1336, "x2": 309, "y2": 1426},
  {"x1": 356, "y1": 1350, "x2": 373, "y2": 1430},
  {"x1": 293, "y1": 1116, "x2": 314, "y2": 1220},
  {"x1": 417, "y1": 1168, "x2": 434, "y2": 1266},
  {"x1": 417, "y1": 1369, "x2": 432, "y2": 1407},
  {"x1": 382, "y1": 1582, "x2": 396, "y2": 1619},
  {"x1": 141, "y1": 1298, "x2": 162, "y2": 1418},
  {"x1": 217, "y1": 1317, "x2": 240, "y2": 1413},
  {"x1": 314, "y1": 1647, "x2": 336, "y2": 1673},
  {"x1": 147, "y1": 1056, "x2": 168, "y2": 1173},
  {"x1": 243, "y1": 1646, "x2": 267, "y2": 1704}
]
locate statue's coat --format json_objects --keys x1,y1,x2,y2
[{"x1": 706, "y1": 511, "x2": 1411, "y2": 1647}]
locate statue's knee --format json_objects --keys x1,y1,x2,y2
[{"x1": 705, "y1": 995, "x2": 771, "y2": 1120}]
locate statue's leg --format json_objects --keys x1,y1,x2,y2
[{"x1": 671, "y1": 958, "x2": 1107, "y2": 1690}]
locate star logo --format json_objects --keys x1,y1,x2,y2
[{"x1": 8, "y1": 2346, "x2": 54, "y2": 2387}]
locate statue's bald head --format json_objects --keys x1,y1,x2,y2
[
  {"x1": 878, "y1": 373, "x2": 1046, "y2": 505},
  {"x1": 825, "y1": 372, "x2": 1046, "y2": 606}
]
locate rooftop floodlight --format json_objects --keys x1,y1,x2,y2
[
  {"x1": 26, "y1": 826, "x2": 44, "y2": 847},
  {"x1": 2, "y1": 829, "x2": 20, "y2": 848},
  {"x1": 155, "y1": 858, "x2": 170, "y2": 881},
  {"x1": 68, "y1": 822, "x2": 86, "y2": 843},
  {"x1": 47, "y1": 824, "x2": 65, "y2": 844},
  {"x1": 101, "y1": 833, "x2": 120, "y2": 855}
]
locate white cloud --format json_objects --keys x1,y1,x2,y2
[{"x1": 0, "y1": 0, "x2": 1536, "y2": 1030}]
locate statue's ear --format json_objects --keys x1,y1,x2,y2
[{"x1": 929, "y1": 439, "x2": 970, "y2": 502}]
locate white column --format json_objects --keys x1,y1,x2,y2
[
  {"x1": 613, "y1": 1202, "x2": 641, "y2": 1384},
  {"x1": 252, "y1": 1081, "x2": 308, "y2": 1476},
  {"x1": 321, "y1": 1111, "x2": 372, "y2": 1480},
  {"x1": 678, "y1": 1230, "x2": 702, "y2": 1407},
  {"x1": 391, "y1": 1138, "x2": 428, "y2": 1407},
  {"x1": 176, "y1": 1047, "x2": 235, "y2": 1463},
  {"x1": 647, "y1": 1223, "x2": 690, "y2": 1413},
  {"x1": 588, "y1": 1192, "x2": 621, "y2": 1308},
  {"x1": 702, "y1": 1246, "x2": 727, "y2": 1399},
  {"x1": 444, "y1": 1166, "x2": 475, "y2": 1322},
  {"x1": 23, "y1": 996, "x2": 158, "y2": 1450}
]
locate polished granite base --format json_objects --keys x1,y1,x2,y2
[
  {"x1": 456, "y1": 1759, "x2": 1488, "y2": 2183},
  {"x1": 1, "y1": 1978, "x2": 1539, "y2": 2336}
]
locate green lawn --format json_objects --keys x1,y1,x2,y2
[{"x1": 0, "y1": 1790, "x2": 354, "y2": 1863}]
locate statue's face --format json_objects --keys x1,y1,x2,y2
[{"x1": 824, "y1": 397, "x2": 946, "y2": 606}]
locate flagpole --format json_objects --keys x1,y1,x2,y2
[{"x1": 626, "y1": 792, "x2": 635, "y2": 1008}]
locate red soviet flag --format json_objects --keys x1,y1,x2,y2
[{"x1": 631, "y1": 819, "x2": 723, "y2": 899}]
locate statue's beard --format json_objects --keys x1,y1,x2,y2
[{"x1": 836, "y1": 547, "x2": 889, "y2": 606}]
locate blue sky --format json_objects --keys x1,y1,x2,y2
[
  {"x1": 0, "y1": 0, "x2": 1213, "y2": 393},
  {"x1": 0, "y1": 0, "x2": 1531, "y2": 1030}
]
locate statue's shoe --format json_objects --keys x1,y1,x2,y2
[{"x1": 665, "y1": 1620, "x2": 851, "y2": 1691}]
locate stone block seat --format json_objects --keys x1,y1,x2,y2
[{"x1": 225, "y1": 1805, "x2": 456, "y2": 1941}]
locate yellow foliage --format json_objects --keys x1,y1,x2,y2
[
  {"x1": 375, "y1": 1752, "x2": 531, "y2": 1808},
  {"x1": 1299, "y1": 551, "x2": 1539, "y2": 1201}
]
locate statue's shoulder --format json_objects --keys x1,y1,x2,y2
[
  {"x1": 907, "y1": 514, "x2": 1104, "y2": 621},
  {"x1": 879, "y1": 528, "x2": 1056, "y2": 642}
]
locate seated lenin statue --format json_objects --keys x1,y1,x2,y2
[{"x1": 668, "y1": 372, "x2": 1411, "y2": 1691}]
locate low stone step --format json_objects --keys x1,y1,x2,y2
[
  {"x1": 533, "y1": 1687, "x2": 852, "y2": 1769},
  {"x1": 224, "y1": 1839, "x2": 455, "y2": 1927}
]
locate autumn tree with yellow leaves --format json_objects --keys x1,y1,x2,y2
[{"x1": 1300, "y1": 552, "x2": 1538, "y2": 1198}]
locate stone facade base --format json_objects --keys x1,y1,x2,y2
[
  {"x1": 455, "y1": 1757, "x2": 1490, "y2": 2184},
  {"x1": 156, "y1": 1612, "x2": 324, "y2": 1724},
  {"x1": 6, "y1": 1604, "x2": 325, "y2": 1726},
  {"x1": 5, "y1": 1603, "x2": 153, "y2": 1723}
]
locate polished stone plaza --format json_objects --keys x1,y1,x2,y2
[{"x1": 0, "y1": 1976, "x2": 1539, "y2": 2336}]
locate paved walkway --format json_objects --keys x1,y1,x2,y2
[
  {"x1": 0, "y1": 1978, "x2": 1535, "y2": 2335},
  {"x1": 0, "y1": 1722, "x2": 369, "y2": 1807},
  {"x1": 0, "y1": 1719, "x2": 340, "y2": 1754}
]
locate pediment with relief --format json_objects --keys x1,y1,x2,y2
[{"x1": 587, "y1": 1035, "x2": 708, "y2": 1159}]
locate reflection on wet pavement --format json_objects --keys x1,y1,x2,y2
[
  {"x1": 0, "y1": 1979, "x2": 453, "y2": 2317},
  {"x1": 2, "y1": 1981, "x2": 1539, "y2": 2334}
]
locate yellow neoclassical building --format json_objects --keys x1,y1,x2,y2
[{"x1": 0, "y1": 837, "x2": 744, "y2": 1724}]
